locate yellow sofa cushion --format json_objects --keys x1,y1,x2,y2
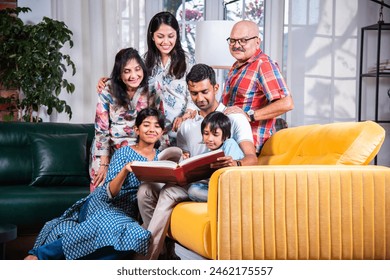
[
  {"x1": 170, "y1": 202, "x2": 213, "y2": 259},
  {"x1": 259, "y1": 121, "x2": 385, "y2": 165},
  {"x1": 258, "y1": 124, "x2": 319, "y2": 165}
]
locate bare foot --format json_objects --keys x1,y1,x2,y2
[{"x1": 24, "y1": 255, "x2": 38, "y2": 260}]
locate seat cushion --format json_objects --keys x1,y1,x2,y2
[
  {"x1": 258, "y1": 124, "x2": 319, "y2": 165},
  {"x1": 29, "y1": 133, "x2": 90, "y2": 186},
  {"x1": 0, "y1": 122, "x2": 94, "y2": 186},
  {"x1": 0, "y1": 185, "x2": 89, "y2": 229},
  {"x1": 259, "y1": 121, "x2": 385, "y2": 165},
  {"x1": 290, "y1": 121, "x2": 385, "y2": 165}
]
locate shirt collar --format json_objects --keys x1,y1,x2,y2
[
  {"x1": 216, "y1": 103, "x2": 226, "y2": 112},
  {"x1": 197, "y1": 103, "x2": 226, "y2": 119}
]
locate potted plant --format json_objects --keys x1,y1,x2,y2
[{"x1": 0, "y1": 7, "x2": 76, "y2": 122}]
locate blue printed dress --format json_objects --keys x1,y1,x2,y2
[{"x1": 29, "y1": 146, "x2": 158, "y2": 260}]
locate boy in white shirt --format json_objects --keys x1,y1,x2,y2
[{"x1": 187, "y1": 111, "x2": 244, "y2": 202}]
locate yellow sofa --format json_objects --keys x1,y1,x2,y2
[{"x1": 169, "y1": 121, "x2": 389, "y2": 260}]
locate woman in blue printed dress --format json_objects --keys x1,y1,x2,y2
[
  {"x1": 24, "y1": 108, "x2": 165, "y2": 260},
  {"x1": 90, "y1": 47, "x2": 156, "y2": 192}
]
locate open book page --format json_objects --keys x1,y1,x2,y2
[
  {"x1": 157, "y1": 146, "x2": 183, "y2": 162},
  {"x1": 132, "y1": 146, "x2": 184, "y2": 168},
  {"x1": 131, "y1": 160, "x2": 178, "y2": 168}
]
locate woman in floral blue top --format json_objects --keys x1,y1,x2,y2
[
  {"x1": 24, "y1": 108, "x2": 164, "y2": 260},
  {"x1": 144, "y1": 11, "x2": 197, "y2": 148}
]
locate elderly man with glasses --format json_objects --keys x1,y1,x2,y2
[{"x1": 222, "y1": 20, "x2": 294, "y2": 155}]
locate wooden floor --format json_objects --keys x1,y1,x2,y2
[{"x1": 4, "y1": 234, "x2": 36, "y2": 260}]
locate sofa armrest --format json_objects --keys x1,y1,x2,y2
[{"x1": 208, "y1": 165, "x2": 390, "y2": 260}]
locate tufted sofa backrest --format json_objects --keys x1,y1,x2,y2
[
  {"x1": 258, "y1": 121, "x2": 385, "y2": 165},
  {"x1": 0, "y1": 122, "x2": 95, "y2": 185}
]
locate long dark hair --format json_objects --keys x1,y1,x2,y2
[
  {"x1": 144, "y1": 11, "x2": 187, "y2": 79},
  {"x1": 135, "y1": 108, "x2": 165, "y2": 149},
  {"x1": 110, "y1": 48, "x2": 148, "y2": 106}
]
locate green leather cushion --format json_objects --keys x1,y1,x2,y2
[{"x1": 29, "y1": 133, "x2": 90, "y2": 186}]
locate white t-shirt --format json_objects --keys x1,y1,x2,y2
[{"x1": 177, "y1": 103, "x2": 253, "y2": 157}]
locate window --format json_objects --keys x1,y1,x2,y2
[
  {"x1": 225, "y1": 0, "x2": 265, "y2": 47},
  {"x1": 118, "y1": 1, "x2": 272, "y2": 60},
  {"x1": 159, "y1": 0, "x2": 265, "y2": 57},
  {"x1": 225, "y1": 0, "x2": 265, "y2": 27},
  {"x1": 118, "y1": 0, "x2": 146, "y2": 52},
  {"x1": 163, "y1": 0, "x2": 205, "y2": 55}
]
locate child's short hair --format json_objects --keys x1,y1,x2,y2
[{"x1": 201, "y1": 111, "x2": 231, "y2": 141}]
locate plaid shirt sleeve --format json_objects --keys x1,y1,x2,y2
[{"x1": 258, "y1": 57, "x2": 290, "y2": 103}]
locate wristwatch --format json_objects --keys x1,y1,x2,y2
[{"x1": 247, "y1": 109, "x2": 255, "y2": 122}]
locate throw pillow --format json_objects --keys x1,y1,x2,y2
[{"x1": 29, "y1": 133, "x2": 90, "y2": 186}]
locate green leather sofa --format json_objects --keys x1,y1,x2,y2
[{"x1": 0, "y1": 122, "x2": 93, "y2": 233}]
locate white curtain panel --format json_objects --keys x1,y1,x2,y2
[{"x1": 50, "y1": 0, "x2": 144, "y2": 123}]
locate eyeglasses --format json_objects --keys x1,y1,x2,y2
[{"x1": 226, "y1": 36, "x2": 258, "y2": 46}]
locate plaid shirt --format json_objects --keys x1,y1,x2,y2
[{"x1": 222, "y1": 49, "x2": 290, "y2": 153}]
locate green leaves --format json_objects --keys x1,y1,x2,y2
[{"x1": 0, "y1": 7, "x2": 76, "y2": 122}]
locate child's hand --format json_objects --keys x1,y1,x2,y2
[
  {"x1": 125, "y1": 162, "x2": 133, "y2": 172},
  {"x1": 210, "y1": 155, "x2": 235, "y2": 169}
]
